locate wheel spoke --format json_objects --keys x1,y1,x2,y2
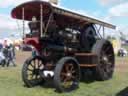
[
  {"x1": 37, "y1": 60, "x2": 40, "y2": 69},
  {"x1": 61, "y1": 72, "x2": 67, "y2": 77},
  {"x1": 37, "y1": 60, "x2": 39, "y2": 68},
  {"x1": 37, "y1": 75, "x2": 41, "y2": 79},
  {"x1": 107, "y1": 62, "x2": 113, "y2": 70},
  {"x1": 35, "y1": 59, "x2": 38, "y2": 69},
  {"x1": 39, "y1": 62, "x2": 42, "y2": 67},
  {"x1": 104, "y1": 46, "x2": 111, "y2": 53},
  {"x1": 27, "y1": 68, "x2": 33, "y2": 71},
  {"x1": 33, "y1": 60, "x2": 36, "y2": 69},
  {"x1": 60, "y1": 72, "x2": 66, "y2": 81},
  {"x1": 65, "y1": 64, "x2": 70, "y2": 72},
  {"x1": 108, "y1": 62, "x2": 112, "y2": 65},
  {"x1": 108, "y1": 54, "x2": 113, "y2": 57},
  {"x1": 71, "y1": 75, "x2": 75, "y2": 79},
  {"x1": 38, "y1": 60, "x2": 42, "y2": 68},
  {"x1": 29, "y1": 63, "x2": 34, "y2": 68},
  {"x1": 72, "y1": 70, "x2": 76, "y2": 74},
  {"x1": 33, "y1": 59, "x2": 35, "y2": 65},
  {"x1": 27, "y1": 73, "x2": 33, "y2": 76},
  {"x1": 70, "y1": 64, "x2": 74, "y2": 71},
  {"x1": 30, "y1": 73, "x2": 34, "y2": 79},
  {"x1": 103, "y1": 70, "x2": 108, "y2": 78},
  {"x1": 103, "y1": 65, "x2": 108, "y2": 72},
  {"x1": 35, "y1": 75, "x2": 38, "y2": 79},
  {"x1": 64, "y1": 77, "x2": 69, "y2": 82}
]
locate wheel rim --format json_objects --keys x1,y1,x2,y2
[
  {"x1": 60, "y1": 61, "x2": 79, "y2": 89},
  {"x1": 99, "y1": 42, "x2": 114, "y2": 77},
  {"x1": 24, "y1": 57, "x2": 45, "y2": 86}
]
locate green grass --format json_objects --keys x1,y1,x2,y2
[
  {"x1": 0, "y1": 63, "x2": 128, "y2": 96},
  {"x1": 122, "y1": 45, "x2": 128, "y2": 51}
]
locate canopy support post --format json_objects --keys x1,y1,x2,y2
[
  {"x1": 40, "y1": 4, "x2": 43, "y2": 38},
  {"x1": 103, "y1": 26, "x2": 105, "y2": 38},
  {"x1": 94, "y1": 24, "x2": 102, "y2": 39},
  {"x1": 22, "y1": 7, "x2": 25, "y2": 39},
  {"x1": 44, "y1": 13, "x2": 53, "y2": 35}
]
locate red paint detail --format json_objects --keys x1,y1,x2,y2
[{"x1": 24, "y1": 37, "x2": 41, "y2": 53}]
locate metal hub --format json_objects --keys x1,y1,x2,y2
[
  {"x1": 33, "y1": 69, "x2": 39, "y2": 75},
  {"x1": 102, "y1": 55, "x2": 109, "y2": 64},
  {"x1": 67, "y1": 72, "x2": 72, "y2": 77},
  {"x1": 103, "y1": 56, "x2": 108, "y2": 61}
]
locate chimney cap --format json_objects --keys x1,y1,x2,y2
[{"x1": 49, "y1": 0, "x2": 58, "y2": 5}]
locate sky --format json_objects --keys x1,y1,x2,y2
[{"x1": 0, "y1": 0, "x2": 128, "y2": 39}]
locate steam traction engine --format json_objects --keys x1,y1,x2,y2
[{"x1": 11, "y1": 1, "x2": 116, "y2": 92}]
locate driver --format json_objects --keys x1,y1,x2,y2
[{"x1": 28, "y1": 16, "x2": 40, "y2": 37}]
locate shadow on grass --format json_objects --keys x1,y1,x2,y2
[
  {"x1": 80, "y1": 69, "x2": 96, "y2": 83},
  {"x1": 40, "y1": 80, "x2": 55, "y2": 88},
  {"x1": 116, "y1": 87, "x2": 128, "y2": 96},
  {"x1": 23, "y1": 80, "x2": 55, "y2": 88},
  {"x1": 23, "y1": 69, "x2": 96, "y2": 93}
]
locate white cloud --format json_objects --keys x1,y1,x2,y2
[
  {"x1": 109, "y1": 2, "x2": 128, "y2": 16},
  {"x1": 0, "y1": 14, "x2": 29, "y2": 39},
  {"x1": 0, "y1": 0, "x2": 13, "y2": 8},
  {"x1": 102, "y1": 1, "x2": 128, "y2": 34},
  {"x1": 102, "y1": 15, "x2": 128, "y2": 37},
  {"x1": 97, "y1": 0, "x2": 127, "y2": 6},
  {"x1": 0, "y1": 14, "x2": 16, "y2": 30},
  {"x1": 0, "y1": 0, "x2": 61, "y2": 8},
  {"x1": 0, "y1": 0, "x2": 29, "y2": 8}
]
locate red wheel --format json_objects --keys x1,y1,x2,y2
[{"x1": 54, "y1": 57, "x2": 80, "y2": 92}]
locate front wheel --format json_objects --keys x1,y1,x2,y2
[
  {"x1": 22, "y1": 56, "x2": 46, "y2": 87},
  {"x1": 54, "y1": 57, "x2": 80, "y2": 92}
]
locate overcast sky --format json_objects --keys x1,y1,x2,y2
[{"x1": 0, "y1": 0, "x2": 128, "y2": 39}]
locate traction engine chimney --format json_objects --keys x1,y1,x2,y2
[{"x1": 49, "y1": 0, "x2": 58, "y2": 5}]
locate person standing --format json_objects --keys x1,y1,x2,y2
[
  {"x1": 32, "y1": 47, "x2": 38, "y2": 57},
  {"x1": 7, "y1": 44, "x2": 16, "y2": 67},
  {"x1": 0, "y1": 47, "x2": 6, "y2": 67},
  {"x1": 3, "y1": 45, "x2": 9, "y2": 67}
]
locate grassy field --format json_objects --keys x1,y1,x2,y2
[
  {"x1": 122, "y1": 45, "x2": 128, "y2": 51},
  {"x1": 0, "y1": 51, "x2": 128, "y2": 96}
]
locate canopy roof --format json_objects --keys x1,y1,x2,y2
[{"x1": 11, "y1": 1, "x2": 116, "y2": 29}]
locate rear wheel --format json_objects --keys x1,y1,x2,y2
[
  {"x1": 54, "y1": 57, "x2": 80, "y2": 92},
  {"x1": 92, "y1": 40, "x2": 115, "y2": 80},
  {"x1": 22, "y1": 56, "x2": 45, "y2": 87}
]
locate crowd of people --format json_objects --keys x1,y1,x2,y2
[{"x1": 0, "y1": 43, "x2": 16, "y2": 67}]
